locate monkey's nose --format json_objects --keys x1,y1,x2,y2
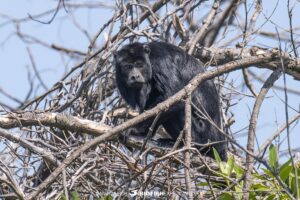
[{"x1": 130, "y1": 75, "x2": 140, "y2": 81}]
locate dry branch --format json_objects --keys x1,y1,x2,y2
[
  {"x1": 195, "y1": 46, "x2": 300, "y2": 79},
  {"x1": 0, "y1": 112, "x2": 111, "y2": 136}
]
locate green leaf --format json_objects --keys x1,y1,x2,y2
[
  {"x1": 100, "y1": 195, "x2": 113, "y2": 200},
  {"x1": 197, "y1": 182, "x2": 209, "y2": 187},
  {"x1": 262, "y1": 168, "x2": 274, "y2": 178},
  {"x1": 218, "y1": 192, "x2": 234, "y2": 200},
  {"x1": 213, "y1": 147, "x2": 225, "y2": 173},
  {"x1": 291, "y1": 177, "x2": 297, "y2": 196},
  {"x1": 226, "y1": 156, "x2": 234, "y2": 176},
  {"x1": 280, "y1": 158, "x2": 292, "y2": 171},
  {"x1": 279, "y1": 158, "x2": 292, "y2": 181},
  {"x1": 251, "y1": 183, "x2": 270, "y2": 191},
  {"x1": 290, "y1": 175, "x2": 300, "y2": 197},
  {"x1": 265, "y1": 194, "x2": 276, "y2": 200},
  {"x1": 60, "y1": 194, "x2": 67, "y2": 200},
  {"x1": 269, "y1": 144, "x2": 278, "y2": 170},
  {"x1": 233, "y1": 163, "x2": 245, "y2": 178},
  {"x1": 279, "y1": 164, "x2": 293, "y2": 182},
  {"x1": 72, "y1": 191, "x2": 81, "y2": 200},
  {"x1": 235, "y1": 185, "x2": 243, "y2": 199},
  {"x1": 213, "y1": 147, "x2": 222, "y2": 164}
]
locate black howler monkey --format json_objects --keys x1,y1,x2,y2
[{"x1": 114, "y1": 41, "x2": 227, "y2": 160}]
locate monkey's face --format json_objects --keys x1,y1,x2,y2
[
  {"x1": 120, "y1": 60, "x2": 150, "y2": 87},
  {"x1": 114, "y1": 44, "x2": 152, "y2": 88}
]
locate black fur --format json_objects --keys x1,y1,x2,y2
[{"x1": 114, "y1": 41, "x2": 227, "y2": 160}]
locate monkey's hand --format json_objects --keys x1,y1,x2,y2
[
  {"x1": 118, "y1": 127, "x2": 146, "y2": 144},
  {"x1": 152, "y1": 138, "x2": 176, "y2": 148}
]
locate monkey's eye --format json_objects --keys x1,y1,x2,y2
[
  {"x1": 124, "y1": 64, "x2": 133, "y2": 69},
  {"x1": 135, "y1": 62, "x2": 144, "y2": 68}
]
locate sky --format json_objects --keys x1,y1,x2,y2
[{"x1": 0, "y1": 0, "x2": 300, "y2": 160}]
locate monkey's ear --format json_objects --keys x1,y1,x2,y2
[
  {"x1": 113, "y1": 51, "x2": 120, "y2": 62},
  {"x1": 113, "y1": 51, "x2": 120, "y2": 64},
  {"x1": 113, "y1": 51, "x2": 118, "y2": 59},
  {"x1": 143, "y1": 45, "x2": 151, "y2": 54}
]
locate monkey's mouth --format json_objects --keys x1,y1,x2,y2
[
  {"x1": 127, "y1": 79, "x2": 145, "y2": 87},
  {"x1": 127, "y1": 80, "x2": 145, "y2": 87}
]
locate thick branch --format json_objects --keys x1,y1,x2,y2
[
  {"x1": 0, "y1": 112, "x2": 111, "y2": 136},
  {"x1": 195, "y1": 46, "x2": 300, "y2": 79}
]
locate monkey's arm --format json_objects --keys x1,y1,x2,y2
[{"x1": 119, "y1": 118, "x2": 159, "y2": 143}]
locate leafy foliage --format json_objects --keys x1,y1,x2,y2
[{"x1": 198, "y1": 146, "x2": 300, "y2": 199}]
